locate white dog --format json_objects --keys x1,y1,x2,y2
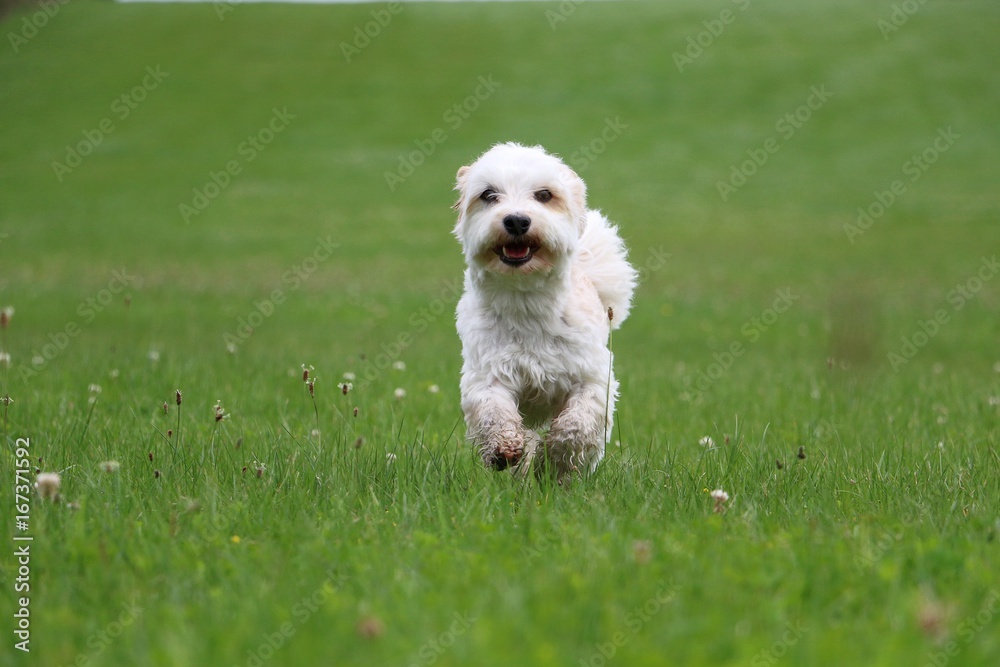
[{"x1": 452, "y1": 143, "x2": 638, "y2": 478}]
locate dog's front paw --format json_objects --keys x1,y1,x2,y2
[{"x1": 480, "y1": 430, "x2": 524, "y2": 471}]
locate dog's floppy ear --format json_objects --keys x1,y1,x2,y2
[
  {"x1": 562, "y1": 164, "x2": 588, "y2": 231},
  {"x1": 452, "y1": 165, "x2": 470, "y2": 211}
]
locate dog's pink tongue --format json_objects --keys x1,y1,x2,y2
[{"x1": 503, "y1": 245, "x2": 530, "y2": 260}]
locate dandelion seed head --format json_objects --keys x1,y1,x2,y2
[{"x1": 35, "y1": 472, "x2": 61, "y2": 501}]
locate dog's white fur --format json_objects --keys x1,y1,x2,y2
[{"x1": 452, "y1": 142, "x2": 638, "y2": 477}]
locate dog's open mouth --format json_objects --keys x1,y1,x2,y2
[{"x1": 496, "y1": 243, "x2": 537, "y2": 266}]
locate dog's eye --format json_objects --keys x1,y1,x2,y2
[
  {"x1": 534, "y1": 189, "x2": 553, "y2": 203},
  {"x1": 479, "y1": 188, "x2": 499, "y2": 203}
]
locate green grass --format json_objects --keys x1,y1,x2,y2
[{"x1": 1, "y1": 0, "x2": 999, "y2": 665}]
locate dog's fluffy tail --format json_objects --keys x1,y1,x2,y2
[{"x1": 578, "y1": 210, "x2": 638, "y2": 329}]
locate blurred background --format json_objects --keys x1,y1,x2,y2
[{"x1": 2, "y1": 1, "x2": 996, "y2": 381}]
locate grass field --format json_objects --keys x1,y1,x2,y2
[{"x1": 2, "y1": 0, "x2": 999, "y2": 665}]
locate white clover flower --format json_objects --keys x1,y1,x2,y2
[
  {"x1": 99, "y1": 461, "x2": 120, "y2": 473},
  {"x1": 428, "y1": 384, "x2": 440, "y2": 394},
  {"x1": 710, "y1": 488, "x2": 729, "y2": 513},
  {"x1": 698, "y1": 436, "x2": 715, "y2": 448},
  {"x1": 342, "y1": 372, "x2": 356, "y2": 381},
  {"x1": 394, "y1": 388, "x2": 406, "y2": 400},
  {"x1": 392, "y1": 361, "x2": 406, "y2": 371}
]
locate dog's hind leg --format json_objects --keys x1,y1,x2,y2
[{"x1": 535, "y1": 376, "x2": 616, "y2": 479}]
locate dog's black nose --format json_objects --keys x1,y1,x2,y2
[{"x1": 503, "y1": 213, "x2": 531, "y2": 236}]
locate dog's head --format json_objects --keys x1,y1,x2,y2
[{"x1": 453, "y1": 143, "x2": 587, "y2": 275}]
